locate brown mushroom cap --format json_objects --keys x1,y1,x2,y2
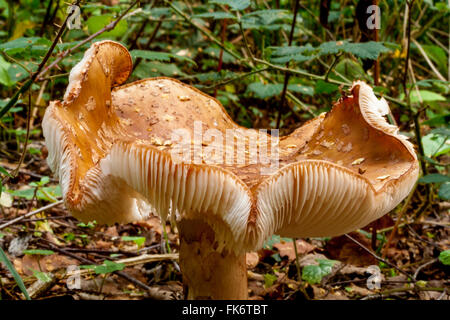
[{"x1": 43, "y1": 40, "x2": 419, "y2": 253}]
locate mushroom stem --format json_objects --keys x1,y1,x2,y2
[{"x1": 178, "y1": 219, "x2": 248, "y2": 300}]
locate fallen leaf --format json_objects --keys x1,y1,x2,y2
[
  {"x1": 246, "y1": 252, "x2": 259, "y2": 269},
  {"x1": 273, "y1": 239, "x2": 316, "y2": 261}
]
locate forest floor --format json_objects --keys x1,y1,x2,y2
[{"x1": 0, "y1": 150, "x2": 448, "y2": 300}]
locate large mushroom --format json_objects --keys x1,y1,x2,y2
[{"x1": 42, "y1": 40, "x2": 419, "y2": 299}]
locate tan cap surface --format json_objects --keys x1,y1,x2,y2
[{"x1": 43, "y1": 41, "x2": 419, "y2": 253}]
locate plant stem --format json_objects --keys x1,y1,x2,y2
[{"x1": 276, "y1": 0, "x2": 300, "y2": 129}]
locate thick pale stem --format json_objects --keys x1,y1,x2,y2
[{"x1": 178, "y1": 219, "x2": 248, "y2": 300}]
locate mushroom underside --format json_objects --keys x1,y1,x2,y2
[{"x1": 42, "y1": 41, "x2": 419, "y2": 254}]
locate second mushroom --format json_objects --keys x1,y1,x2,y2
[{"x1": 42, "y1": 41, "x2": 419, "y2": 299}]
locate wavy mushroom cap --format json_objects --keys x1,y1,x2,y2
[{"x1": 43, "y1": 40, "x2": 419, "y2": 253}]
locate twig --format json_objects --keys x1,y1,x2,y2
[
  {"x1": 205, "y1": 68, "x2": 269, "y2": 90},
  {"x1": 344, "y1": 233, "x2": 414, "y2": 281},
  {"x1": 40, "y1": 241, "x2": 178, "y2": 299},
  {"x1": 37, "y1": 0, "x2": 139, "y2": 81},
  {"x1": 0, "y1": 0, "x2": 81, "y2": 119},
  {"x1": 413, "y1": 258, "x2": 438, "y2": 281},
  {"x1": 165, "y1": 0, "x2": 242, "y2": 62},
  {"x1": 0, "y1": 200, "x2": 64, "y2": 230},
  {"x1": 292, "y1": 237, "x2": 310, "y2": 300},
  {"x1": 276, "y1": 0, "x2": 300, "y2": 129},
  {"x1": 361, "y1": 286, "x2": 445, "y2": 300},
  {"x1": 214, "y1": 17, "x2": 229, "y2": 97},
  {"x1": 11, "y1": 90, "x2": 32, "y2": 178},
  {"x1": 236, "y1": 12, "x2": 254, "y2": 62},
  {"x1": 412, "y1": 39, "x2": 446, "y2": 81},
  {"x1": 324, "y1": 53, "x2": 341, "y2": 82},
  {"x1": 402, "y1": 0, "x2": 414, "y2": 97},
  {"x1": 132, "y1": 15, "x2": 165, "y2": 72},
  {"x1": 382, "y1": 182, "x2": 417, "y2": 258},
  {"x1": 40, "y1": 0, "x2": 54, "y2": 36}
]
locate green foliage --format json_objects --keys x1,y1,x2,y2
[
  {"x1": 438, "y1": 183, "x2": 450, "y2": 200},
  {"x1": 81, "y1": 260, "x2": 125, "y2": 275},
  {"x1": 77, "y1": 221, "x2": 97, "y2": 229},
  {"x1": 7, "y1": 176, "x2": 61, "y2": 202},
  {"x1": 210, "y1": 0, "x2": 250, "y2": 11},
  {"x1": 263, "y1": 234, "x2": 292, "y2": 250},
  {"x1": 130, "y1": 50, "x2": 196, "y2": 65},
  {"x1": 419, "y1": 174, "x2": 450, "y2": 184},
  {"x1": 422, "y1": 133, "x2": 450, "y2": 157},
  {"x1": 263, "y1": 273, "x2": 277, "y2": 288},
  {"x1": 23, "y1": 249, "x2": 54, "y2": 255},
  {"x1": 302, "y1": 259, "x2": 338, "y2": 284},
  {"x1": 0, "y1": 247, "x2": 31, "y2": 300},
  {"x1": 122, "y1": 236, "x2": 146, "y2": 247},
  {"x1": 270, "y1": 41, "x2": 390, "y2": 64},
  {"x1": 86, "y1": 15, "x2": 128, "y2": 38},
  {"x1": 247, "y1": 82, "x2": 313, "y2": 99},
  {"x1": 439, "y1": 250, "x2": 450, "y2": 265},
  {"x1": 31, "y1": 269, "x2": 52, "y2": 283}
]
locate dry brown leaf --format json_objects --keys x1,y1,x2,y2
[
  {"x1": 246, "y1": 252, "x2": 259, "y2": 269},
  {"x1": 273, "y1": 239, "x2": 316, "y2": 261}
]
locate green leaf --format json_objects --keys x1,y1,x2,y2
[
  {"x1": 319, "y1": 41, "x2": 390, "y2": 59},
  {"x1": 193, "y1": 12, "x2": 236, "y2": 20},
  {"x1": 210, "y1": 0, "x2": 250, "y2": 11},
  {"x1": 401, "y1": 90, "x2": 446, "y2": 103},
  {"x1": 419, "y1": 173, "x2": 450, "y2": 184},
  {"x1": 420, "y1": 45, "x2": 448, "y2": 76},
  {"x1": 0, "y1": 55, "x2": 13, "y2": 87},
  {"x1": 247, "y1": 83, "x2": 283, "y2": 99},
  {"x1": 263, "y1": 234, "x2": 292, "y2": 250},
  {"x1": 438, "y1": 183, "x2": 450, "y2": 200},
  {"x1": 315, "y1": 80, "x2": 339, "y2": 94},
  {"x1": 263, "y1": 273, "x2": 277, "y2": 288},
  {"x1": 242, "y1": 9, "x2": 291, "y2": 25},
  {"x1": 270, "y1": 44, "x2": 316, "y2": 63},
  {"x1": 77, "y1": 221, "x2": 96, "y2": 229},
  {"x1": 86, "y1": 15, "x2": 127, "y2": 38},
  {"x1": 430, "y1": 128, "x2": 450, "y2": 137},
  {"x1": 81, "y1": 260, "x2": 125, "y2": 274},
  {"x1": 287, "y1": 84, "x2": 314, "y2": 96},
  {"x1": 23, "y1": 249, "x2": 54, "y2": 256},
  {"x1": 422, "y1": 114, "x2": 450, "y2": 126},
  {"x1": 0, "y1": 166, "x2": 12, "y2": 178},
  {"x1": 0, "y1": 37, "x2": 51, "y2": 54},
  {"x1": 334, "y1": 58, "x2": 367, "y2": 82},
  {"x1": 203, "y1": 47, "x2": 236, "y2": 64},
  {"x1": 302, "y1": 258, "x2": 338, "y2": 284},
  {"x1": 122, "y1": 236, "x2": 146, "y2": 247},
  {"x1": 422, "y1": 133, "x2": 450, "y2": 157},
  {"x1": 439, "y1": 250, "x2": 450, "y2": 265},
  {"x1": 0, "y1": 247, "x2": 31, "y2": 300},
  {"x1": 130, "y1": 50, "x2": 196, "y2": 66},
  {"x1": 31, "y1": 269, "x2": 53, "y2": 283}
]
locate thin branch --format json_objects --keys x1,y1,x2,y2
[
  {"x1": 402, "y1": 0, "x2": 414, "y2": 97},
  {"x1": 38, "y1": 0, "x2": 139, "y2": 80},
  {"x1": 0, "y1": 0, "x2": 81, "y2": 119},
  {"x1": 0, "y1": 200, "x2": 64, "y2": 230},
  {"x1": 412, "y1": 39, "x2": 446, "y2": 81},
  {"x1": 11, "y1": 90, "x2": 32, "y2": 178},
  {"x1": 276, "y1": 0, "x2": 300, "y2": 129},
  {"x1": 205, "y1": 68, "x2": 269, "y2": 90},
  {"x1": 132, "y1": 16, "x2": 164, "y2": 72},
  {"x1": 344, "y1": 233, "x2": 414, "y2": 281},
  {"x1": 382, "y1": 182, "x2": 417, "y2": 258}
]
